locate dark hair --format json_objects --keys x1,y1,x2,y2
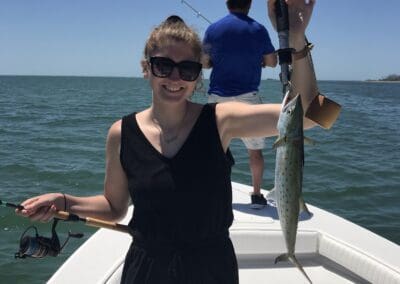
[
  {"x1": 164, "y1": 15, "x2": 185, "y2": 24},
  {"x1": 226, "y1": 0, "x2": 251, "y2": 10}
]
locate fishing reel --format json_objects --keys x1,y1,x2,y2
[{"x1": 15, "y1": 218, "x2": 84, "y2": 259}]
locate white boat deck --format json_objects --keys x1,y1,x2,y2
[{"x1": 48, "y1": 182, "x2": 400, "y2": 284}]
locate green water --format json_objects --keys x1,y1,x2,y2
[{"x1": 0, "y1": 76, "x2": 399, "y2": 283}]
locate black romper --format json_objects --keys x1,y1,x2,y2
[{"x1": 119, "y1": 104, "x2": 238, "y2": 284}]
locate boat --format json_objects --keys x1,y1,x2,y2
[{"x1": 48, "y1": 182, "x2": 400, "y2": 283}]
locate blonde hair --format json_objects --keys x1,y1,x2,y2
[
  {"x1": 143, "y1": 15, "x2": 202, "y2": 61},
  {"x1": 141, "y1": 16, "x2": 205, "y2": 95}
]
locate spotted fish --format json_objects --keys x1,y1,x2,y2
[{"x1": 272, "y1": 91, "x2": 313, "y2": 283}]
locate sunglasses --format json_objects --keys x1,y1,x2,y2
[{"x1": 148, "y1": 56, "x2": 202, "y2": 82}]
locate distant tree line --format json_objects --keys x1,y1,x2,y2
[
  {"x1": 381, "y1": 74, "x2": 400, "y2": 81},
  {"x1": 367, "y1": 74, "x2": 400, "y2": 81}
]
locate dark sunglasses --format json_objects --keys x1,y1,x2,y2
[{"x1": 148, "y1": 56, "x2": 202, "y2": 82}]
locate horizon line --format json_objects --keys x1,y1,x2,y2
[{"x1": 0, "y1": 74, "x2": 370, "y2": 82}]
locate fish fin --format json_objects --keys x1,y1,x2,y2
[
  {"x1": 288, "y1": 255, "x2": 313, "y2": 284},
  {"x1": 304, "y1": 136, "x2": 316, "y2": 146},
  {"x1": 299, "y1": 197, "x2": 312, "y2": 216},
  {"x1": 272, "y1": 136, "x2": 286, "y2": 149},
  {"x1": 266, "y1": 187, "x2": 276, "y2": 201},
  {"x1": 274, "y1": 253, "x2": 288, "y2": 264}
]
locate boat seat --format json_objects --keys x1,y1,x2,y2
[
  {"x1": 230, "y1": 229, "x2": 318, "y2": 258},
  {"x1": 230, "y1": 229, "x2": 400, "y2": 284},
  {"x1": 319, "y1": 234, "x2": 400, "y2": 284},
  {"x1": 99, "y1": 229, "x2": 400, "y2": 284}
]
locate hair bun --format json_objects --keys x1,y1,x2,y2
[{"x1": 165, "y1": 15, "x2": 185, "y2": 24}]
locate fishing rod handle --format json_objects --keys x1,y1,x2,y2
[
  {"x1": 85, "y1": 217, "x2": 131, "y2": 234},
  {"x1": 275, "y1": 0, "x2": 289, "y2": 32},
  {"x1": 55, "y1": 211, "x2": 131, "y2": 234},
  {"x1": 55, "y1": 210, "x2": 79, "y2": 221}
]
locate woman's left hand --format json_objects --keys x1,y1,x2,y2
[
  {"x1": 16, "y1": 193, "x2": 64, "y2": 222},
  {"x1": 267, "y1": 0, "x2": 315, "y2": 42}
]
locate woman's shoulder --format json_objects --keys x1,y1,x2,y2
[
  {"x1": 108, "y1": 108, "x2": 144, "y2": 137},
  {"x1": 108, "y1": 119, "x2": 122, "y2": 140},
  {"x1": 189, "y1": 102, "x2": 214, "y2": 122}
]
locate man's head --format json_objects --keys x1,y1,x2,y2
[{"x1": 226, "y1": 0, "x2": 252, "y2": 13}]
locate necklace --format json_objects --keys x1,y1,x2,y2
[{"x1": 151, "y1": 104, "x2": 189, "y2": 144}]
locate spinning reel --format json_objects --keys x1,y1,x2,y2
[
  {"x1": 14, "y1": 218, "x2": 83, "y2": 259},
  {"x1": 1, "y1": 198, "x2": 130, "y2": 259}
]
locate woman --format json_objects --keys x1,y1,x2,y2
[{"x1": 18, "y1": 1, "x2": 317, "y2": 283}]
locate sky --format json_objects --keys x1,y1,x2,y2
[{"x1": 1, "y1": 0, "x2": 399, "y2": 81}]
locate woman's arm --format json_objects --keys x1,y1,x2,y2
[
  {"x1": 17, "y1": 120, "x2": 130, "y2": 223},
  {"x1": 217, "y1": 0, "x2": 317, "y2": 150},
  {"x1": 268, "y1": 0, "x2": 317, "y2": 110}
]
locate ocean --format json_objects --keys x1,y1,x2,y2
[{"x1": 0, "y1": 76, "x2": 399, "y2": 283}]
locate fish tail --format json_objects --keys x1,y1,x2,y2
[
  {"x1": 274, "y1": 253, "x2": 288, "y2": 264},
  {"x1": 288, "y1": 255, "x2": 313, "y2": 284}
]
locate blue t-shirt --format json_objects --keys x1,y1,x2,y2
[{"x1": 203, "y1": 12, "x2": 275, "y2": 97}]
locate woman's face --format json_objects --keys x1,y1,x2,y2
[{"x1": 147, "y1": 40, "x2": 201, "y2": 105}]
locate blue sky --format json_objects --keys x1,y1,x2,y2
[{"x1": 1, "y1": 0, "x2": 399, "y2": 81}]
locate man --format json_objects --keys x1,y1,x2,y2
[{"x1": 202, "y1": 0, "x2": 277, "y2": 209}]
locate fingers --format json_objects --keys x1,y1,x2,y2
[
  {"x1": 16, "y1": 194, "x2": 59, "y2": 222},
  {"x1": 30, "y1": 205, "x2": 57, "y2": 222},
  {"x1": 15, "y1": 204, "x2": 56, "y2": 222},
  {"x1": 21, "y1": 197, "x2": 52, "y2": 215},
  {"x1": 267, "y1": 0, "x2": 315, "y2": 27},
  {"x1": 15, "y1": 196, "x2": 38, "y2": 216}
]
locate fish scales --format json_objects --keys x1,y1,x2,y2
[{"x1": 273, "y1": 91, "x2": 312, "y2": 283}]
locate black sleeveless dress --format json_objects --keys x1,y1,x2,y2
[{"x1": 119, "y1": 104, "x2": 238, "y2": 284}]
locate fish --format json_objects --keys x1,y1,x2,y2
[{"x1": 271, "y1": 91, "x2": 313, "y2": 283}]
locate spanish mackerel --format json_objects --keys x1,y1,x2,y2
[{"x1": 272, "y1": 91, "x2": 312, "y2": 283}]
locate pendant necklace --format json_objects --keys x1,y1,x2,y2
[{"x1": 152, "y1": 104, "x2": 189, "y2": 144}]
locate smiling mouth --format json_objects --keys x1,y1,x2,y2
[{"x1": 163, "y1": 85, "x2": 184, "y2": 92}]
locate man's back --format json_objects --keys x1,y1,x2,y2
[{"x1": 203, "y1": 12, "x2": 275, "y2": 97}]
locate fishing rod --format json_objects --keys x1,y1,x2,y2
[
  {"x1": 274, "y1": 1, "x2": 341, "y2": 129},
  {"x1": 1, "y1": 199, "x2": 131, "y2": 259},
  {"x1": 274, "y1": 0, "x2": 293, "y2": 96},
  {"x1": 1, "y1": 199, "x2": 130, "y2": 234},
  {"x1": 180, "y1": 0, "x2": 212, "y2": 24},
  {"x1": 0, "y1": 199, "x2": 24, "y2": 210}
]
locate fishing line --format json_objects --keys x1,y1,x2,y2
[{"x1": 180, "y1": 0, "x2": 212, "y2": 24}]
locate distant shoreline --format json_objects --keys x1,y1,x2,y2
[
  {"x1": 365, "y1": 80, "x2": 400, "y2": 83},
  {"x1": 366, "y1": 74, "x2": 400, "y2": 83},
  {"x1": 1, "y1": 75, "x2": 400, "y2": 83}
]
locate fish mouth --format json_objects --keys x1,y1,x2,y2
[{"x1": 281, "y1": 91, "x2": 301, "y2": 112}]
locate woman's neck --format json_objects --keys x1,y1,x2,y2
[
  {"x1": 149, "y1": 101, "x2": 190, "y2": 144},
  {"x1": 150, "y1": 100, "x2": 189, "y2": 128}
]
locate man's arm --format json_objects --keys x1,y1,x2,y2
[
  {"x1": 262, "y1": 52, "x2": 278, "y2": 67},
  {"x1": 201, "y1": 54, "x2": 212, "y2": 69}
]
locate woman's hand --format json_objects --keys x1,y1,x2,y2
[
  {"x1": 16, "y1": 193, "x2": 65, "y2": 222},
  {"x1": 267, "y1": 0, "x2": 315, "y2": 44}
]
